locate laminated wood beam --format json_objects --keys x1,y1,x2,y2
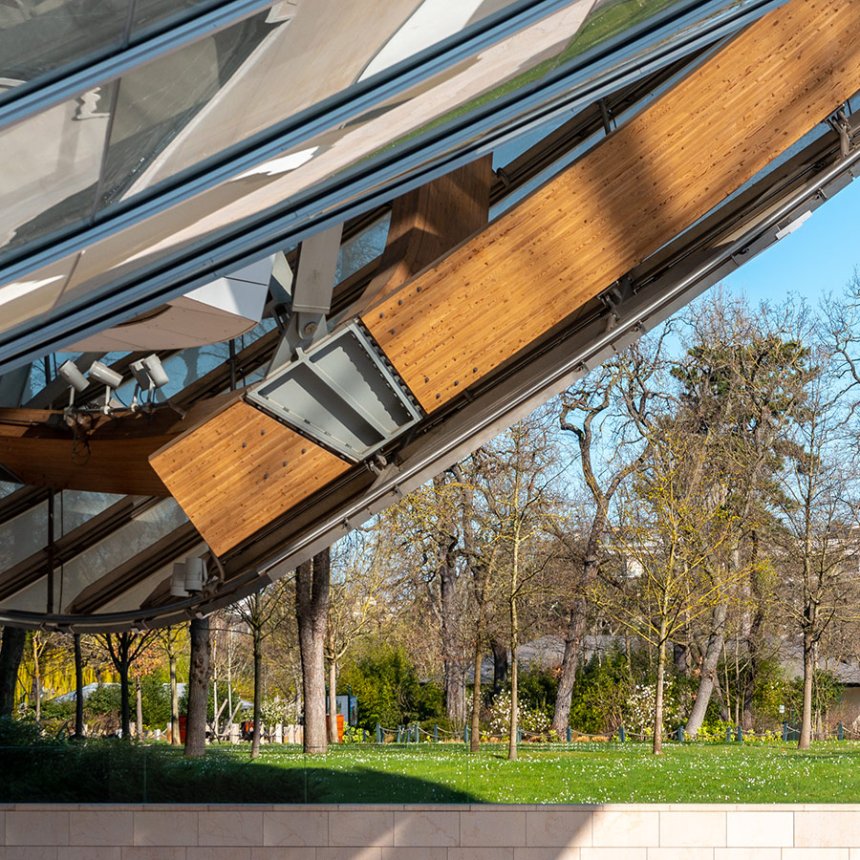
[
  {"x1": 151, "y1": 159, "x2": 494, "y2": 555},
  {"x1": 149, "y1": 401, "x2": 351, "y2": 556},
  {"x1": 0, "y1": 393, "x2": 234, "y2": 496},
  {"x1": 362, "y1": 0, "x2": 860, "y2": 409},
  {"x1": 151, "y1": 0, "x2": 860, "y2": 558}
]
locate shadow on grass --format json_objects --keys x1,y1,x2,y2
[{"x1": 0, "y1": 743, "x2": 480, "y2": 804}]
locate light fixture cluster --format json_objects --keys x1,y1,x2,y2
[
  {"x1": 170, "y1": 556, "x2": 208, "y2": 598},
  {"x1": 57, "y1": 354, "x2": 169, "y2": 415}
]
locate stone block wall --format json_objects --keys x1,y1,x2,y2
[{"x1": 1, "y1": 804, "x2": 859, "y2": 858}]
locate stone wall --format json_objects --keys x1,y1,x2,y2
[{"x1": 1, "y1": 804, "x2": 859, "y2": 858}]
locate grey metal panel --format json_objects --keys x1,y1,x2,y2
[{"x1": 248, "y1": 322, "x2": 423, "y2": 460}]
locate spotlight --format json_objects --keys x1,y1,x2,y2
[
  {"x1": 88, "y1": 360, "x2": 123, "y2": 414},
  {"x1": 142, "y1": 354, "x2": 169, "y2": 389},
  {"x1": 58, "y1": 360, "x2": 88, "y2": 407},
  {"x1": 170, "y1": 562, "x2": 189, "y2": 598},
  {"x1": 130, "y1": 354, "x2": 169, "y2": 410},
  {"x1": 184, "y1": 557, "x2": 207, "y2": 592}
]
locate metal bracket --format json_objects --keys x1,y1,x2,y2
[{"x1": 268, "y1": 223, "x2": 344, "y2": 373}]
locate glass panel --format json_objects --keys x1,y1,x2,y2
[
  {"x1": 2, "y1": 497, "x2": 186, "y2": 613},
  {"x1": 2, "y1": 0, "x2": 719, "y2": 346},
  {"x1": 130, "y1": 0, "x2": 221, "y2": 37},
  {"x1": 98, "y1": 13, "x2": 273, "y2": 208},
  {"x1": 0, "y1": 84, "x2": 114, "y2": 256},
  {"x1": 0, "y1": 500, "x2": 47, "y2": 572},
  {"x1": 0, "y1": 0, "x2": 130, "y2": 94}
]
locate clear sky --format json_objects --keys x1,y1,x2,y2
[{"x1": 720, "y1": 177, "x2": 860, "y2": 307}]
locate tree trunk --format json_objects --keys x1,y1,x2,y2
[
  {"x1": 117, "y1": 636, "x2": 131, "y2": 740},
  {"x1": 296, "y1": 549, "x2": 330, "y2": 755},
  {"x1": 491, "y1": 639, "x2": 508, "y2": 693},
  {"x1": 135, "y1": 675, "x2": 144, "y2": 739},
  {"x1": 185, "y1": 616, "x2": 211, "y2": 758},
  {"x1": 470, "y1": 637, "x2": 482, "y2": 752},
  {"x1": 32, "y1": 635, "x2": 41, "y2": 723},
  {"x1": 0, "y1": 626, "x2": 26, "y2": 717},
  {"x1": 508, "y1": 633, "x2": 519, "y2": 761},
  {"x1": 328, "y1": 660, "x2": 340, "y2": 744},
  {"x1": 653, "y1": 639, "x2": 666, "y2": 755},
  {"x1": 73, "y1": 633, "x2": 84, "y2": 738},
  {"x1": 798, "y1": 631, "x2": 815, "y2": 750},
  {"x1": 552, "y1": 519, "x2": 602, "y2": 734},
  {"x1": 551, "y1": 602, "x2": 586, "y2": 735},
  {"x1": 169, "y1": 647, "x2": 179, "y2": 746},
  {"x1": 251, "y1": 629, "x2": 263, "y2": 759},
  {"x1": 685, "y1": 604, "x2": 726, "y2": 737}
]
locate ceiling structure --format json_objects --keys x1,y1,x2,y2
[{"x1": 0, "y1": 0, "x2": 859, "y2": 631}]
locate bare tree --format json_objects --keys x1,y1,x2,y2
[
  {"x1": 551, "y1": 340, "x2": 664, "y2": 734},
  {"x1": 236, "y1": 582, "x2": 290, "y2": 758},
  {"x1": 98, "y1": 631, "x2": 156, "y2": 740}
]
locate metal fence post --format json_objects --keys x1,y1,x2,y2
[
  {"x1": 566, "y1": 727, "x2": 572, "y2": 743},
  {"x1": 726, "y1": 726, "x2": 733, "y2": 743},
  {"x1": 464, "y1": 725, "x2": 470, "y2": 745},
  {"x1": 736, "y1": 725, "x2": 743, "y2": 743},
  {"x1": 618, "y1": 725, "x2": 625, "y2": 743},
  {"x1": 376, "y1": 723, "x2": 382, "y2": 744},
  {"x1": 434, "y1": 724, "x2": 439, "y2": 743},
  {"x1": 838, "y1": 722, "x2": 844, "y2": 741},
  {"x1": 678, "y1": 725, "x2": 685, "y2": 743},
  {"x1": 782, "y1": 721, "x2": 788, "y2": 742}
]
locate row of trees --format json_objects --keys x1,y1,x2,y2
[{"x1": 3, "y1": 283, "x2": 860, "y2": 757}]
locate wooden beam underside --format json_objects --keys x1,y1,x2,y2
[
  {"x1": 363, "y1": 0, "x2": 860, "y2": 409},
  {"x1": 151, "y1": 0, "x2": 860, "y2": 558},
  {"x1": 0, "y1": 394, "x2": 234, "y2": 496}
]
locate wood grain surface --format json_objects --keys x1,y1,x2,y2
[
  {"x1": 149, "y1": 401, "x2": 350, "y2": 556},
  {"x1": 362, "y1": 0, "x2": 860, "y2": 410}
]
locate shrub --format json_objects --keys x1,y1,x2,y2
[
  {"x1": 339, "y1": 642, "x2": 444, "y2": 731},
  {"x1": 489, "y1": 690, "x2": 550, "y2": 736},
  {"x1": 569, "y1": 650, "x2": 632, "y2": 734}
]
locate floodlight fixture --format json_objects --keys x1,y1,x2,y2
[
  {"x1": 170, "y1": 562, "x2": 189, "y2": 597},
  {"x1": 142, "y1": 354, "x2": 169, "y2": 389},
  {"x1": 58, "y1": 360, "x2": 88, "y2": 407},
  {"x1": 184, "y1": 557, "x2": 207, "y2": 592},
  {"x1": 88, "y1": 360, "x2": 123, "y2": 414},
  {"x1": 130, "y1": 354, "x2": 169, "y2": 410}
]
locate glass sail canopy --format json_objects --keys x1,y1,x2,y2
[{"x1": 0, "y1": 0, "x2": 775, "y2": 372}]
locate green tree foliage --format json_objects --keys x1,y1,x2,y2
[{"x1": 339, "y1": 643, "x2": 444, "y2": 731}]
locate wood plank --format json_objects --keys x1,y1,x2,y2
[
  {"x1": 351, "y1": 155, "x2": 494, "y2": 313},
  {"x1": 149, "y1": 402, "x2": 350, "y2": 557},
  {"x1": 0, "y1": 393, "x2": 234, "y2": 496},
  {"x1": 362, "y1": 0, "x2": 860, "y2": 410}
]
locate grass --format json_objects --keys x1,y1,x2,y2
[{"x1": 3, "y1": 741, "x2": 860, "y2": 804}]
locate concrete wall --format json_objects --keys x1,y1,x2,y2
[{"x1": 2, "y1": 804, "x2": 860, "y2": 858}]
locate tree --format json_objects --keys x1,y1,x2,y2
[
  {"x1": 598, "y1": 425, "x2": 744, "y2": 754},
  {"x1": 236, "y1": 582, "x2": 289, "y2": 758},
  {"x1": 479, "y1": 415, "x2": 560, "y2": 760},
  {"x1": 670, "y1": 294, "x2": 810, "y2": 734},
  {"x1": 325, "y1": 531, "x2": 391, "y2": 744},
  {"x1": 552, "y1": 339, "x2": 664, "y2": 734},
  {"x1": 296, "y1": 548, "x2": 331, "y2": 755},
  {"x1": 185, "y1": 616, "x2": 211, "y2": 758},
  {"x1": 157, "y1": 625, "x2": 186, "y2": 745},
  {"x1": 0, "y1": 625, "x2": 25, "y2": 717},
  {"x1": 774, "y1": 359, "x2": 860, "y2": 749},
  {"x1": 97, "y1": 631, "x2": 156, "y2": 739}
]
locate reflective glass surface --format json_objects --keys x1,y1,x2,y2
[
  {"x1": 0, "y1": 0, "x2": 226, "y2": 98},
  {"x1": 0, "y1": 0, "x2": 748, "y2": 359},
  {"x1": 0, "y1": 0, "x2": 129, "y2": 93},
  {"x1": 2, "y1": 496, "x2": 184, "y2": 613}
]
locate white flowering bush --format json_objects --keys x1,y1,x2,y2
[
  {"x1": 260, "y1": 697, "x2": 293, "y2": 728},
  {"x1": 623, "y1": 681, "x2": 682, "y2": 738},
  {"x1": 489, "y1": 690, "x2": 551, "y2": 736}
]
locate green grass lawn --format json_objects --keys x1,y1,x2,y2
[{"x1": 3, "y1": 741, "x2": 860, "y2": 804}]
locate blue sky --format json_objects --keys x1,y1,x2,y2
[{"x1": 721, "y1": 178, "x2": 860, "y2": 306}]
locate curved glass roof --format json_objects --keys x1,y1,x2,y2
[{"x1": 0, "y1": 0, "x2": 780, "y2": 372}]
